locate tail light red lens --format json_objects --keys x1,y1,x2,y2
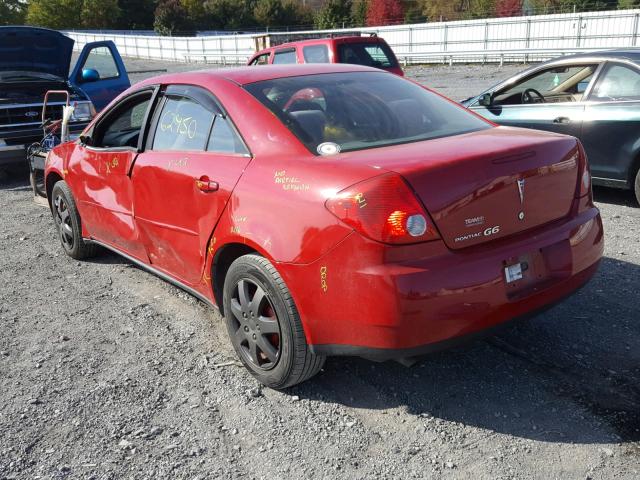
[{"x1": 325, "y1": 173, "x2": 440, "y2": 244}]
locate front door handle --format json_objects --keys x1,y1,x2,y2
[
  {"x1": 196, "y1": 175, "x2": 219, "y2": 193},
  {"x1": 553, "y1": 116, "x2": 571, "y2": 124}
]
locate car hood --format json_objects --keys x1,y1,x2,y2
[{"x1": 0, "y1": 27, "x2": 73, "y2": 79}]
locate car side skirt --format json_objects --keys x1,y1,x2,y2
[
  {"x1": 592, "y1": 176, "x2": 629, "y2": 189},
  {"x1": 86, "y1": 238, "x2": 218, "y2": 310}
]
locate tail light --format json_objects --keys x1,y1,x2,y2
[
  {"x1": 576, "y1": 141, "x2": 592, "y2": 198},
  {"x1": 325, "y1": 173, "x2": 440, "y2": 244}
]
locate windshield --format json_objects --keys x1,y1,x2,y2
[{"x1": 244, "y1": 72, "x2": 490, "y2": 154}]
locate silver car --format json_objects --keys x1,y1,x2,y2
[{"x1": 462, "y1": 49, "x2": 640, "y2": 204}]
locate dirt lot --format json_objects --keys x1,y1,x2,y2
[{"x1": 1, "y1": 61, "x2": 639, "y2": 480}]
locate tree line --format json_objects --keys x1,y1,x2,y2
[{"x1": 1, "y1": 0, "x2": 639, "y2": 34}]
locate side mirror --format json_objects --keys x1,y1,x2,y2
[
  {"x1": 79, "y1": 135, "x2": 92, "y2": 146},
  {"x1": 478, "y1": 92, "x2": 493, "y2": 107},
  {"x1": 81, "y1": 68, "x2": 100, "y2": 83}
]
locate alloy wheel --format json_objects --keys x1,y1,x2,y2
[
  {"x1": 229, "y1": 278, "x2": 281, "y2": 370},
  {"x1": 54, "y1": 194, "x2": 74, "y2": 250}
]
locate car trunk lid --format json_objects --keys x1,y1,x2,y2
[{"x1": 338, "y1": 127, "x2": 580, "y2": 249}]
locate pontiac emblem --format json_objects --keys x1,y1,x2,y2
[{"x1": 517, "y1": 178, "x2": 525, "y2": 220}]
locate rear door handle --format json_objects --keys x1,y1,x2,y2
[
  {"x1": 195, "y1": 175, "x2": 219, "y2": 193},
  {"x1": 553, "y1": 116, "x2": 571, "y2": 124}
]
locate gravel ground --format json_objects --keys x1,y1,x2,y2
[{"x1": 1, "y1": 59, "x2": 639, "y2": 479}]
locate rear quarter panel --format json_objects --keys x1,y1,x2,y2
[
  {"x1": 202, "y1": 76, "x2": 383, "y2": 264},
  {"x1": 193, "y1": 77, "x2": 389, "y2": 312}
]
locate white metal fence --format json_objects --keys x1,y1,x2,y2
[{"x1": 65, "y1": 8, "x2": 640, "y2": 66}]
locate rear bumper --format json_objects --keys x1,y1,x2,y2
[
  {"x1": 278, "y1": 205, "x2": 604, "y2": 356},
  {"x1": 309, "y1": 261, "x2": 598, "y2": 359}
]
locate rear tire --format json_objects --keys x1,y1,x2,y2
[
  {"x1": 51, "y1": 181, "x2": 98, "y2": 260},
  {"x1": 223, "y1": 254, "x2": 325, "y2": 389}
]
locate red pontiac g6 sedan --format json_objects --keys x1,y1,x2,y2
[{"x1": 45, "y1": 64, "x2": 604, "y2": 388}]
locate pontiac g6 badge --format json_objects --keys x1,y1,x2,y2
[{"x1": 517, "y1": 178, "x2": 525, "y2": 221}]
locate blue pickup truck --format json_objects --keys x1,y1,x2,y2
[{"x1": 0, "y1": 27, "x2": 130, "y2": 168}]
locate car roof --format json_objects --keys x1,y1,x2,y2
[
  {"x1": 545, "y1": 48, "x2": 640, "y2": 63},
  {"x1": 250, "y1": 35, "x2": 385, "y2": 57},
  {"x1": 274, "y1": 35, "x2": 384, "y2": 49},
  {"x1": 137, "y1": 63, "x2": 385, "y2": 88}
]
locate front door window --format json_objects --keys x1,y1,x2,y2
[
  {"x1": 94, "y1": 94, "x2": 152, "y2": 149},
  {"x1": 78, "y1": 45, "x2": 121, "y2": 81},
  {"x1": 493, "y1": 64, "x2": 598, "y2": 105}
]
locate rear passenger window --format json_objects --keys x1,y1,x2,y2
[
  {"x1": 303, "y1": 45, "x2": 329, "y2": 63},
  {"x1": 207, "y1": 116, "x2": 248, "y2": 155},
  {"x1": 273, "y1": 49, "x2": 297, "y2": 64},
  {"x1": 153, "y1": 96, "x2": 214, "y2": 151},
  {"x1": 338, "y1": 43, "x2": 395, "y2": 68},
  {"x1": 591, "y1": 64, "x2": 640, "y2": 101}
]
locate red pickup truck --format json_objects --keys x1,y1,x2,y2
[{"x1": 247, "y1": 34, "x2": 404, "y2": 76}]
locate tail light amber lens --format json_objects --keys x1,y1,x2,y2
[{"x1": 325, "y1": 173, "x2": 440, "y2": 244}]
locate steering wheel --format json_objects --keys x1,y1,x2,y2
[{"x1": 522, "y1": 88, "x2": 546, "y2": 104}]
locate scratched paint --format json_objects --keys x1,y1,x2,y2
[{"x1": 207, "y1": 236, "x2": 217, "y2": 256}]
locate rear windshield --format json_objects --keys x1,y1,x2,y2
[
  {"x1": 244, "y1": 72, "x2": 490, "y2": 154},
  {"x1": 337, "y1": 42, "x2": 398, "y2": 69}
]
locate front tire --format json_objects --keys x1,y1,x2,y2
[
  {"x1": 223, "y1": 254, "x2": 325, "y2": 389},
  {"x1": 51, "y1": 181, "x2": 98, "y2": 260}
]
